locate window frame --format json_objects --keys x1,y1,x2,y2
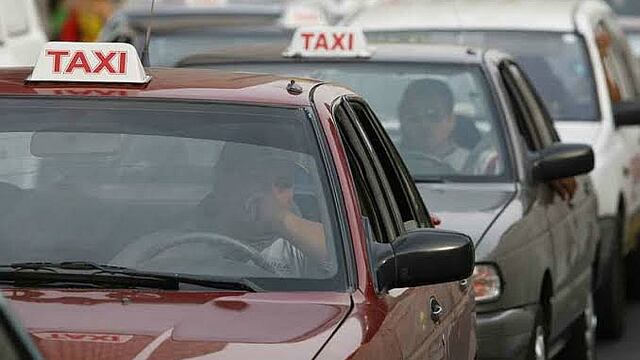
[
  {"x1": 506, "y1": 62, "x2": 560, "y2": 148},
  {"x1": 499, "y1": 62, "x2": 544, "y2": 151},
  {"x1": 345, "y1": 97, "x2": 431, "y2": 229},
  {"x1": 332, "y1": 101, "x2": 400, "y2": 243}
]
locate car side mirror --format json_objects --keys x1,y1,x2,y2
[
  {"x1": 613, "y1": 101, "x2": 640, "y2": 127},
  {"x1": 375, "y1": 229, "x2": 474, "y2": 291},
  {"x1": 532, "y1": 143, "x2": 594, "y2": 182}
]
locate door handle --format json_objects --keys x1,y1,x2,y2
[{"x1": 430, "y1": 297, "x2": 444, "y2": 323}]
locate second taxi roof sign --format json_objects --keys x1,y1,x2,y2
[{"x1": 283, "y1": 26, "x2": 373, "y2": 59}]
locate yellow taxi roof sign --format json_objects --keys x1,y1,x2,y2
[
  {"x1": 283, "y1": 26, "x2": 372, "y2": 59},
  {"x1": 27, "y1": 42, "x2": 151, "y2": 84}
]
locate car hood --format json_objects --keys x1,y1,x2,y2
[
  {"x1": 3, "y1": 289, "x2": 351, "y2": 360},
  {"x1": 417, "y1": 182, "x2": 516, "y2": 244}
]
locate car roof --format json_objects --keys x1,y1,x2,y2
[
  {"x1": 109, "y1": 0, "x2": 284, "y2": 32},
  {"x1": 0, "y1": 67, "x2": 319, "y2": 107},
  {"x1": 120, "y1": 0, "x2": 283, "y2": 16},
  {"x1": 178, "y1": 42, "x2": 487, "y2": 67},
  {"x1": 349, "y1": 0, "x2": 610, "y2": 33}
]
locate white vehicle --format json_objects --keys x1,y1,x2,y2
[
  {"x1": 349, "y1": 0, "x2": 640, "y2": 348},
  {"x1": 0, "y1": 0, "x2": 47, "y2": 66}
]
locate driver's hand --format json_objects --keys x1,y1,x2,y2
[
  {"x1": 550, "y1": 177, "x2": 577, "y2": 202},
  {"x1": 258, "y1": 185, "x2": 295, "y2": 232}
]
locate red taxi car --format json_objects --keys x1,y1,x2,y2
[{"x1": 0, "y1": 42, "x2": 476, "y2": 359}]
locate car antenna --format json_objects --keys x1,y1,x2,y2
[{"x1": 140, "y1": 0, "x2": 156, "y2": 67}]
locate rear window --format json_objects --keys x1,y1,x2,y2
[{"x1": 0, "y1": 98, "x2": 345, "y2": 292}]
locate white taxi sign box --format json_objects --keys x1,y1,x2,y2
[
  {"x1": 27, "y1": 42, "x2": 151, "y2": 84},
  {"x1": 283, "y1": 27, "x2": 372, "y2": 59}
]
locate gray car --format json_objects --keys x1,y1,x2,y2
[{"x1": 178, "y1": 41, "x2": 600, "y2": 360}]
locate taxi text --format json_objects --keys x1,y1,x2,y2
[
  {"x1": 300, "y1": 32, "x2": 355, "y2": 51},
  {"x1": 46, "y1": 50, "x2": 127, "y2": 75}
]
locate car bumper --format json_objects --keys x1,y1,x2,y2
[{"x1": 477, "y1": 304, "x2": 536, "y2": 360}]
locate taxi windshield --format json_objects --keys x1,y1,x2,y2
[
  {"x1": 206, "y1": 62, "x2": 511, "y2": 182},
  {"x1": 0, "y1": 98, "x2": 345, "y2": 292},
  {"x1": 368, "y1": 31, "x2": 599, "y2": 122}
]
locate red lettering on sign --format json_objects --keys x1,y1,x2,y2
[
  {"x1": 348, "y1": 33, "x2": 354, "y2": 50},
  {"x1": 331, "y1": 33, "x2": 346, "y2": 50},
  {"x1": 118, "y1": 52, "x2": 127, "y2": 74},
  {"x1": 53, "y1": 89, "x2": 129, "y2": 96},
  {"x1": 315, "y1": 33, "x2": 328, "y2": 50},
  {"x1": 93, "y1": 51, "x2": 118, "y2": 73},
  {"x1": 46, "y1": 50, "x2": 70, "y2": 73},
  {"x1": 301, "y1": 32, "x2": 314, "y2": 50},
  {"x1": 65, "y1": 52, "x2": 92, "y2": 74},
  {"x1": 65, "y1": 334, "x2": 86, "y2": 340}
]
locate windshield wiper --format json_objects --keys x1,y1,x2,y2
[{"x1": 0, "y1": 261, "x2": 259, "y2": 292}]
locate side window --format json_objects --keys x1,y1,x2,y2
[
  {"x1": 346, "y1": 100, "x2": 425, "y2": 231},
  {"x1": 596, "y1": 21, "x2": 635, "y2": 102},
  {"x1": 508, "y1": 64, "x2": 559, "y2": 148},
  {"x1": 500, "y1": 64, "x2": 542, "y2": 151},
  {"x1": 333, "y1": 105, "x2": 397, "y2": 243}
]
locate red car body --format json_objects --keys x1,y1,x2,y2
[{"x1": 0, "y1": 68, "x2": 476, "y2": 360}]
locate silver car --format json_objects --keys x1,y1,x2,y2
[{"x1": 349, "y1": 0, "x2": 640, "y2": 344}]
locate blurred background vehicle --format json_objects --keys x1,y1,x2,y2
[
  {"x1": 0, "y1": 0, "x2": 47, "y2": 66},
  {"x1": 349, "y1": 0, "x2": 640, "y2": 342},
  {"x1": 604, "y1": 0, "x2": 640, "y2": 57},
  {"x1": 48, "y1": 0, "x2": 120, "y2": 42},
  {"x1": 98, "y1": 0, "x2": 379, "y2": 66}
]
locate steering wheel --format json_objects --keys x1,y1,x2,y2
[
  {"x1": 403, "y1": 151, "x2": 455, "y2": 174},
  {"x1": 110, "y1": 231, "x2": 279, "y2": 274}
]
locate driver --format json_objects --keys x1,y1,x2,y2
[
  {"x1": 202, "y1": 147, "x2": 329, "y2": 277},
  {"x1": 398, "y1": 78, "x2": 470, "y2": 172},
  {"x1": 252, "y1": 167, "x2": 328, "y2": 277}
]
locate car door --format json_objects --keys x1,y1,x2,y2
[
  {"x1": 501, "y1": 61, "x2": 586, "y2": 337},
  {"x1": 346, "y1": 98, "x2": 476, "y2": 360},
  {"x1": 334, "y1": 101, "x2": 446, "y2": 359},
  {"x1": 596, "y1": 19, "x2": 640, "y2": 243},
  {"x1": 335, "y1": 98, "x2": 472, "y2": 360}
]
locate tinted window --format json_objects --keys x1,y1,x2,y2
[
  {"x1": 369, "y1": 31, "x2": 599, "y2": 121},
  {"x1": 0, "y1": 98, "x2": 345, "y2": 291},
  {"x1": 508, "y1": 64, "x2": 558, "y2": 147},
  {"x1": 208, "y1": 62, "x2": 511, "y2": 183}
]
